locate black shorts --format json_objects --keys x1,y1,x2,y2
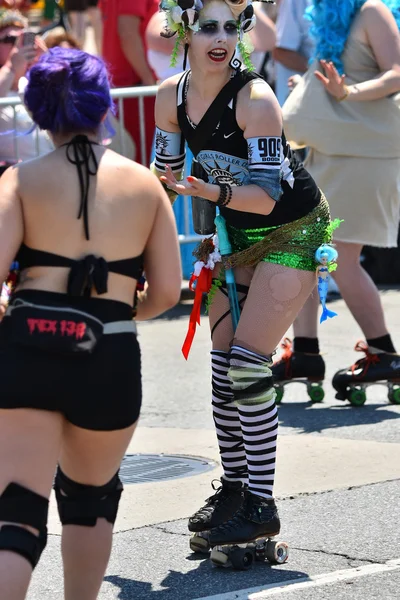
[
  {"x1": 64, "y1": 0, "x2": 99, "y2": 12},
  {"x1": 0, "y1": 290, "x2": 141, "y2": 431}
]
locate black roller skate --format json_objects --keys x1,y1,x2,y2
[
  {"x1": 332, "y1": 341, "x2": 400, "y2": 406},
  {"x1": 208, "y1": 492, "x2": 288, "y2": 570},
  {"x1": 188, "y1": 478, "x2": 246, "y2": 554},
  {"x1": 272, "y1": 338, "x2": 325, "y2": 404}
]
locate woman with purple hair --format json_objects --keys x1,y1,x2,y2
[{"x1": 0, "y1": 47, "x2": 181, "y2": 599}]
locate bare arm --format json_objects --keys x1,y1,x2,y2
[
  {"x1": 118, "y1": 15, "x2": 157, "y2": 86},
  {"x1": 272, "y1": 48, "x2": 308, "y2": 73},
  {"x1": 153, "y1": 76, "x2": 185, "y2": 203},
  {"x1": 250, "y1": 5, "x2": 276, "y2": 53},
  {"x1": 0, "y1": 64, "x2": 15, "y2": 97},
  {"x1": 316, "y1": 1, "x2": 400, "y2": 101},
  {"x1": 135, "y1": 179, "x2": 182, "y2": 321},
  {"x1": 0, "y1": 41, "x2": 36, "y2": 96},
  {"x1": 145, "y1": 11, "x2": 177, "y2": 54},
  {"x1": 273, "y1": 0, "x2": 308, "y2": 72},
  {"x1": 0, "y1": 167, "x2": 24, "y2": 285}
]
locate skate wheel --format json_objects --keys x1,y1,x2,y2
[
  {"x1": 388, "y1": 387, "x2": 400, "y2": 405},
  {"x1": 348, "y1": 388, "x2": 367, "y2": 407},
  {"x1": 230, "y1": 547, "x2": 254, "y2": 570},
  {"x1": 210, "y1": 548, "x2": 229, "y2": 567},
  {"x1": 266, "y1": 540, "x2": 289, "y2": 564},
  {"x1": 274, "y1": 385, "x2": 284, "y2": 405},
  {"x1": 307, "y1": 384, "x2": 324, "y2": 403},
  {"x1": 190, "y1": 534, "x2": 210, "y2": 554}
]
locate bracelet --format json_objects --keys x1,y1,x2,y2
[
  {"x1": 337, "y1": 85, "x2": 350, "y2": 102},
  {"x1": 216, "y1": 183, "x2": 233, "y2": 207}
]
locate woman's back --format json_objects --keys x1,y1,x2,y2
[{"x1": 16, "y1": 144, "x2": 159, "y2": 306}]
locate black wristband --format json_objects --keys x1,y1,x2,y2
[{"x1": 216, "y1": 183, "x2": 232, "y2": 207}]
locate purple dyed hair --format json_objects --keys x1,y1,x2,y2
[{"x1": 24, "y1": 47, "x2": 113, "y2": 134}]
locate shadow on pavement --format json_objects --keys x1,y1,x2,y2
[
  {"x1": 278, "y1": 402, "x2": 400, "y2": 434},
  {"x1": 104, "y1": 564, "x2": 310, "y2": 599}
]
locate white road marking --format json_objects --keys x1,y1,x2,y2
[{"x1": 194, "y1": 558, "x2": 400, "y2": 600}]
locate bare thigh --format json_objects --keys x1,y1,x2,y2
[
  {"x1": 330, "y1": 240, "x2": 363, "y2": 282},
  {"x1": 0, "y1": 408, "x2": 63, "y2": 500},
  {"x1": 234, "y1": 262, "x2": 317, "y2": 356},
  {"x1": 59, "y1": 421, "x2": 138, "y2": 485},
  {"x1": 209, "y1": 266, "x2": 255, "y2": 352}
]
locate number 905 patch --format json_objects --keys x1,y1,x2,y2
[{"x1": 247, "y1": 136, "x2": 282, "y2": 168}]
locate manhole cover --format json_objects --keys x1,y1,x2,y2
[{"x1": 119, "y1": 454, "x2": 216, "y2": 484}]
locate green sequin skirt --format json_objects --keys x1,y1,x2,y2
[{"x1": 226, "y1": 194, "x2": 332, "y2": 272}]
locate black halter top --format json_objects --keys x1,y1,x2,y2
[{"x1": 16, "y1": 135, "x2": 143, "y2": 298}]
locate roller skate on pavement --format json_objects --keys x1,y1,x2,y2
[
  {"x1": 272, "y1": 338, "x2": 325, "y2": 404},
  {"x1": 208, "y1": 491, "x2": 288, "y2": 570},
  {"x1": 332, "y1": 341, "x2": 400, "y2": 406},
  {"x1": 188, "y1": 478, "x2": 246, "y2": 554}
]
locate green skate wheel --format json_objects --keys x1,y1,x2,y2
[
  {"x1": 388, "y1": 387, "x2": 400, "y2": 405},
  {"x1": 274, "y1": 385, "x2": 284, "y2": 405},
  {"x1": 307, "y1": 384, "x2": 324, "y2": 403},
  {"x1": 348, "y1": 388, "x2": 367, "y2": 407}
]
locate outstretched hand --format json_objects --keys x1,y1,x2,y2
[
  {"x1": 314, "y1": 59, "x2": 348, "y2": 100},
  {"x1": 160, "y1": 165, "x2": 214, "y2": 199}
]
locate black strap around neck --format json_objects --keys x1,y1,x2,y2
[
  {"x1": 184, "y1": 71, "x2": 250, "y2": 157},
  {"x1": 62, "y1": 135, "x2": 99, "y2": 241}
]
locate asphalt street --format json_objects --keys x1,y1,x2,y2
[{"x1": 28, "y1": 288, "x2": 400, "y2": 600}]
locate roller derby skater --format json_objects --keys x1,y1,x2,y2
[
  {"x1": 282, "y1": 1, "x2": 400, "y2": 406},
  {"x1": 155, "y1": 0, "x2": 338, "y2": 570},
  {"x1": 332, "y1": 341, "x2": 400, "y2": 406}
]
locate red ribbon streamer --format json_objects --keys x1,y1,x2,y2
[{"x1": 182, "y1": 267, "x2": 213, "y2": 360}]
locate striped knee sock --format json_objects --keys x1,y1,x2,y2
[
  {"x1": 229, "y1": 345, "x2": 278, "y2": 499},
  {"x1": 211, "y1": 350, "x2": 248, "y2": 484}
]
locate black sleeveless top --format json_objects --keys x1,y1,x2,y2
[
  {"x1": 16, "y1": 135, "x2": 143, "y2": 298},
  {"x1": 177, "y1": 69, "x2": 321, "y2": 229}
]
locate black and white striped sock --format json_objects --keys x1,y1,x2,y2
[
  {"x1": 211, "y1": 350, "x2": 248, "y2": 484},
  {"x1": 229, "y1": 345, "x2": 278, "y2": 499}
]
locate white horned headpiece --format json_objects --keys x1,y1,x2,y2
[{"x1": 159, "y1": 0, "x2": 275, "y2": 70}]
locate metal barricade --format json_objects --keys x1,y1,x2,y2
[{"x1": 0, "y1": 87, "x2": 202, "y2": 249}]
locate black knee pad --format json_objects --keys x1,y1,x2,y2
[
  {"x1": 54, "y1": 468, "x2": 123, "y2": 527},
  {"x1": 0, "y1": 483, "x2": 49, "y2": 569}
]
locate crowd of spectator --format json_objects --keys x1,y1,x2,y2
[{"x1": 0, "y1": 0, "x2": 309, "y2": 167}]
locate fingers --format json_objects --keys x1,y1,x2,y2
[
  {"x1": 320, "y1": 59, "x2": 344, "y2": 81},
  {"x1": 35, "y1": 37, "x2": 47, "y2": 53},
  {"x1": 314, "y1": 71, "x2": 329, "y2": 85},
  {"x1": 165, "y1": 164, "x2": 178, "y2": 183}
]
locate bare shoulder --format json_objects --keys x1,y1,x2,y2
[
  {"x1": 157, "y1": 72, "x2": 183, "y2": 94},
  {"x1": 360, "y1": 0, "x2": 395, "y2": 23},
  {"x1": 237, "y1": 77, "x2": 282, "y2": 135},
  {"x1": 105, "y1": 149, "x2": 164, "y2": 193},
  {"x1": 0, "y1": 163, "x2": 19, "y2": 193}
]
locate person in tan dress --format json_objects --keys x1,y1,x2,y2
[{"x1": 274, "y1": 0, "x2": 400, "y2": 403}]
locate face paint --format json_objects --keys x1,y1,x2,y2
[
  {"x1": 197, "y1": 19, "x2": 238, "y2": 36},
  {"x1": 189, "y1": 1, "x2": 238, "y2": 69}
]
